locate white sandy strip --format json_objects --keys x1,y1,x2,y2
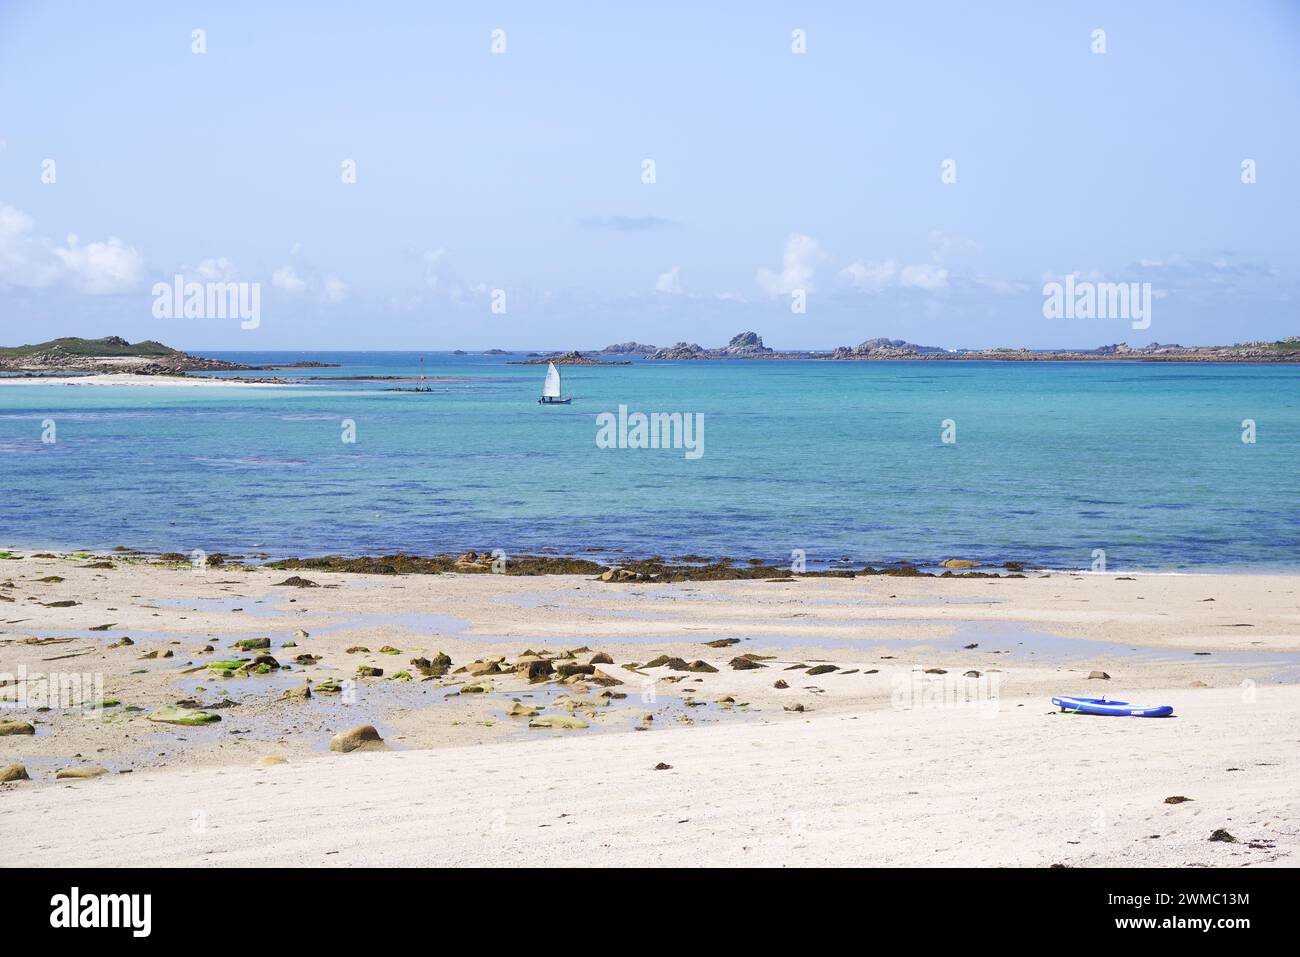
[
  {"x1": 0, "y1": 374, "x2": 285, "y2": 388},
  {"x1": 6, "y1": 686, "x2": 1295, "y2": 868}
]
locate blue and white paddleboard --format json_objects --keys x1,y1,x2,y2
[{"x1": 1052, "y1": 696, "x2": 1173, "y2": 718}]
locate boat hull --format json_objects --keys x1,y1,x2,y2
[{"x1": 1051, "y1": 696, "x2": 1173, "y2": 718}]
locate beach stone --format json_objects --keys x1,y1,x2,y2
[
  {"x1": 704, "y1": 638, "x2": 740, "y2": 648},
  {"x1": 235, "y1": 637, "x2": 270, "y2": 650},
  {"x1": 282, "y1": 684, "x2": 312, "y2": 702},
  {"x1": 773, "y1": 680, "x2": 789, "y2": 689},
  {"x1": 729, "y1": 657, "x2": 765, "y2": 670},
  {"x1": 964, "y1": 670, "x2": 982, "y2": 678},
  {"x1": 506, "y1": 702, "x2": 539, "y2": 717},
  {"x1": 556, "y1": 662, "x2": 595, "y2": 678},
  {"x1": 923, "y1": 668, "x2": 947, "y2": 675},
  {"x1": 56, "y1": 766, "x2": 108, "y2": 780},
  {"x1": 783, "y1": 703, "x2": 806, "y2": 713},
  {"x1": 528, "y1": 715, "x2": 588, "y2": 730},
  {"x1": 590, "y1": 669, "x2": 624, "y2": 687},
  {"x1": 1164, "y1": 795, "x2": 1193, "y2": 804},
  {"x1": 1, "y1": 763, "x2": 31, "y2": 782},
  {"x1": 466, "y1": 658, "x2": 503, "y2": 676},
  {"x1": 1088, "y1": 671, "x2": 1111, "y2": 680},
  {"x1": 461, "y1": 681, "x2": 492, "y2": 693},
  {"x1": 1208, "y1": 829, "x2": 1238, "y2": 843},
  {"x1": 274, "y1": 576, "x2": 319, "y2": 588},
  {"x1": 589, "y1": 652, "x2": 614, "y2": 665},
  {"x1": 515, "y1": 656, "x2": 555, "y2": 682},
  {"x1": 257, "y1": 755, "x2": 288, "y2": 767},
  {"x1": 941, "y1": 559, "x2": 982, "y2": 569},
  {"x1": 346, "y1": 646, "x2": 370, "y2": 654},
  {"x1": 329, "y1": 724, "x2": 389, "y2": 753},
  {"x1": 295, "y1": 629, "x2": 309, "y2": 640},
  {"x1": 295, "y1": 653, "x2": 322, "y2": 665},
  {"x1": 356, "y1": 665, "x2": 383, "y2": 678},
  {"x1": 148, "y1": 706, "x2": 221, "y2": 726},
  {"x1": 109, "y1": 636, "x2": 135, "y2": 647},
  {"x1": 412, "y1": 652, "x2": 452, "y2": 677},
  {"x1": 378, "y1": 645, "x2": 402, "y2": 655},
  {"x1": 653, "y1": 762, "x2": 673, "y2": 771},
  {"x1": 0, "y1": 720, "x2": 35, "y2": 736},
  {"x1": 686, "y1": 660, "x2": 719, "y2": 673},
  {"x1": 806, "y1": 665, "x2": 837, "y2": 676}
]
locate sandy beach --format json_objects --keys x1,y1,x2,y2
[
  {"x1": 0, "y1": 374, "x2": 285, "y2": 388},
  {"x1": 2, "y1": 552, "x2": 1297, "y2": 867}
]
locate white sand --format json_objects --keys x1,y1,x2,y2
[
  {"x1": 2, "y1": 554, "x2": 1298, "y2": 866},
  {"x1": 0, "y1": 374, "x2": 285, "y2": 387},
  {"x1": 5, "y1": 686, "x2": 1296, "y2": 867}
]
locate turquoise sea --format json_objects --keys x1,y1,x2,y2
[{"x1": 1, "y1": 355, "x2": 1297, "y2": 572}]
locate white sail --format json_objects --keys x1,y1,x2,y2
[{"x1": 542, "y1": 361, "x2": 562, "y2": 399}]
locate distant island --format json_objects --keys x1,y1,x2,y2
[
  {"x1": 0, "y1": 336, "x2": 339, "y2": 377},
  {"x1": 632, "y1": 331, "x2": 1300, "y2": 363},
  {"x1": 5, "y1": 333, "x2": 1299, "y2": 380},
  {"x1": 510, "y1": 351, "x2": 631, "y2": 366}
]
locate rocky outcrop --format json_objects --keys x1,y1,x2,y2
[
  {"x1": 510, "y1": 351, "x2": 631, "y2": 365},
  {"x1": 648, "y1": 333, "x2": 773, "y2": 359},
  {"x1": 0, "y1": 336, "x2": 255, "y2": 374},
  {"x1": 599, "y1": 342, "x2": 657, "y2": 354},
  {"x1": 648, "y1": 342, "x2": 706, "y2": 360}
]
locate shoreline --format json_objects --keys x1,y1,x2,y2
[
  {"x1": 4, "y1": 545, "x2": 1298, "y2": 580},
  {"x1": 2, "y1": 551, "x2": 1297, "y2": 866},
  {"x1": 4, "y1": 551, "x2": 1299, "y2": 866},
  {"x1": 0, "y1": 373, "x2": 290, "y2": 388}
]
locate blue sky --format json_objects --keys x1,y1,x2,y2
[{"x1": 1, "y1": 0, "x2": 1297, "y2": 350}]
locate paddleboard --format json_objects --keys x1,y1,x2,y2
[{"x1": 1052, "y1": 696, "x2": 1173, "y2": 718}]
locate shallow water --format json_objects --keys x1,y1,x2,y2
[{"x1": 3, "y1": 354, "x2": 1298, "y2": 571}]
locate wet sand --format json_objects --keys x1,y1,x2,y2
[{"x1": 2, "y1": 553, "x2": 1298, "y2": 866}]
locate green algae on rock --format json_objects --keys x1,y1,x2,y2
[{"x1": 147, "y1": 706, "x2": 221, "y2": 726}]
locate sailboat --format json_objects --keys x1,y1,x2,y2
[{"x1": 538, "y1": 361, "x2": 572, "y2": 404}]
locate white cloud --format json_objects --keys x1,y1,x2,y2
[
  {"x1": 900, "y1": 263, "x2": 948, "y2": 291},
  {"x1": 839, "y1": 259, "x2": 897, "y2": 291},
  {"x1": 655, "y1": 265, "x2": 683, "y2": 295},
  {"x1": 271, "y1": 262, "x2": 346, "y2": 303},
  {"x1": 928, "y1": 231, "x2": 978, "y2": 259},
  {"x1": 322, "y1": 276, "x2": 348, "y2": 303},
  {"x1": 422, "y1": 247, "x2": 446, "y2": 289},
  {"x1": 272, "y1": 265, "x2": 307, "y2": 294},
  {"x1": 757, "y1": 233, "x2": 825, "y2": 296},
  {"x1": 190, "y1": 257, "x2": 238, "y2": 282},
  {"x1": 0, "y1": 205, "x2": 142, "y2": 294}
]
